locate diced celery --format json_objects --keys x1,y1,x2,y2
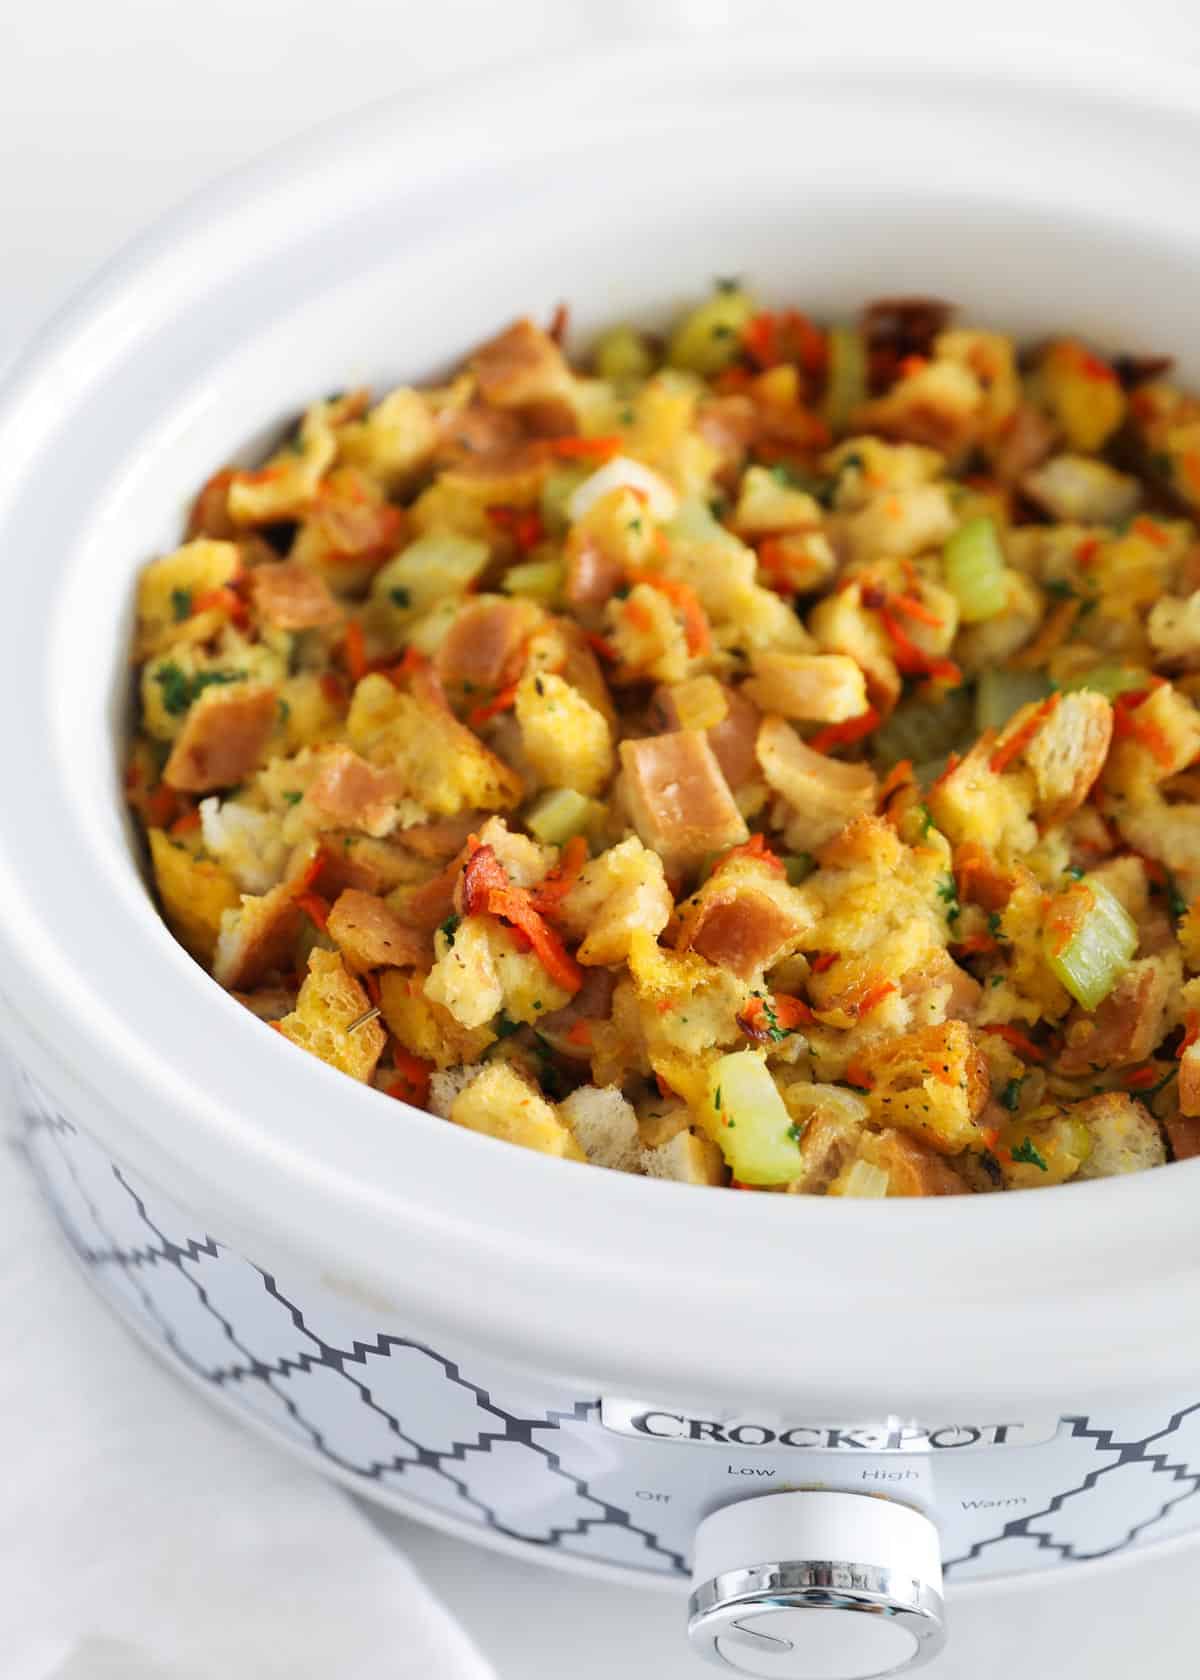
[
  {"x1": 667, "y1": 497, "x2": 747, "y2": 557},
  {"x1": 593, "y1": 324, "x2": 655, "y2": 384},
  {"x1": 822, "y1": 325, "x2": 867, "y2": 433},
  {"x1": 872, "y1": 687, "x2": 974, "y2": 771},
  {"x1": 371, "y1": 533, "x2": 489, "y2": 618},
  {"x1": 1059, "y1": 664, "x2": 1151, "y2": 701},
  {"x1": 525, "y1": 788, "x2": 596, "y2": 847},
  {"x1": 540, "y1": 466, "x2": 589, "y2": 537},
  {"x1": 706, "y1": 1053, "x2": 804, "y2": 1185},
  {"x1": 1044, "y1": 878, "x2": 1138, "y2": 1011},
  {"x1": 943, "y1": 517, "x2": 1008, "y2": 623},
  {"x1": 975, "y1": 668, "x2": 1053, "y2": 732},
  {"x1": 666, "y1": 287, "x2": 757, "y2": 376},
  {"x1": 829, "y1": 1160, "x2": 891, "y2": 1198},
  {"x1": 502, "y1": 558, "x2": 564, "y2": 605}
]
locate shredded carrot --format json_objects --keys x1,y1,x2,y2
[
  {"x1": 878, "y1": 607, "x2": 961, "y2": 685},
  {"x1": 192, "y1": 585, "x2": 249, "y2": 627},
  {"x1": 742, "y1": 313, "x2": 779, "y2": 368},
  {"x1": 951, "y1": 933, "x2": 998, "y2": 957},
  {"x1": 296, "y1": 850, "x2": 327, "y2": 893},
  {"x1": 1124, "y1": 1064, "x2": 1161, "y2": 1090},
  {"x1": 467, "y1": 682, "x2": 519, "y2": 730},
  {"x1": 890, "y1": 592, "x2": 943, "y2": 628},
  {"x1": 319, "y1": 671, "x2": 348, "y2": 706},
  {"x1": 586, "y1": 632, "x2": 618, "y2": 662},
  {"x1": 929, "y1": 752, "x2": 962, "y2": 794},
  {"x1": 627, "y1": 572, "x2": 711, "y2": 655},
  {"x1": 1074, "y1": 536, "x2": 1102, "y2": 569},
  {"x1": 877, "y1": 759, "x2": 914, "y2": 807},
  {"x1": 843, "y1": 1057, "x2": 874, "y2": 1091},
  {"x1": 144, "y1": 784, "x2": 179, "y2": 828},
  {"x1": 623, "y1": 597, "x2": 656, "y2": 634},
  {"x1": 388, "y1": 1049, "x2": 434, "y2": 1108},
  {"x1": 979, "y1": 1125, "x2": 1001, "y2": 1152},
  {"x1": 982, "y1": 1023, "x2": 1046, "y2": 1062},
  {"x1": 853, "y1": 979, "x2": 896, "y2": 1018},
  {"x1": 548, "y1": 301, "x2": 570, "y2": 346},
  {"x1": 1011, "y1": 598, "x2": 1080, "y2": 668},
  {"x1": 488, "y1": 504, "x2": 545, "y2": 552},
  {"x1": 810, "y1": 952, "x2": 838, "y2": 974},
  {"x1": 295, "y1": 890, "x2": 331, "y2": 933},
  {"x1": 715, "y1": 833, "x2": 785, "y2": 876},
  {"x1": 461, "y1": 842, "x2": 582, "y2": 995},
  {"x1": 1075, "y1": 345, "x2": 1116, "y2": 383},
  {"x1": 806, "y1": 706, "x2": 881, "y2": 755},
  {"x1": 897, "y1": 354, "x2": 929, "y2": 379},
  {"x1": 1132, "y1": 516, "x2": 1168, "y2": 549},
  {"x1": 530, "y1": 834, "x2": 589, "y2": 914},
  {"x1": 1113, "y1": 692, "x2": 1175, "y2": 769},
  {"x1": 990, "y1": 695, "x2": 1059, "y2": 774},
  {"x1": 655, "y1": 1072, "x2": 676, "y2": 1099},
  {"x1": 738, "y1": 992, "x2": 815, "y2": 1042},
  {"x1": 1179, "y1": 1014, "x2": 1200, "y2": 1057},
  {"x1": 545, "y1": 434, "x2": 624, "y2": 462},
  {"x1": 342, "y1": 621, "x2": 369, "y2": 683},
  {"x1": 565, "y1": 1020, "x2": 593, "y2": 1047},
  {"x1": 363, "y1": 971, "x2": 382, "y2": 1008},
  {"x1": 169, "y1": 806, "x2": 201, "y2": 837}
]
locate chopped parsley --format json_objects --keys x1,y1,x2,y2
[
  {"x1": 714, "y1": 276, "x2": 741, "y2": 294},
  {"x1": 710, "y1": 323, "x2": 734, "y2": 340},
  {"x1": 531, "y1": 1032, "x2": 568, "y2": 1099},
  {"x1": 439, "y1": 913, "x2": 461, "y2": 947},
  {"x1": 534, "y1": 676, "x2": 545, "y2": 697},
  {"x1": 389, "y1": 586, "x2": 412, "y2": 608},
  {"x1": 986, "y1": 911, "x2": 1005, "y2": 939},
  {"x1": 918, "y1": 804, "x2": 936, "y2": 839},
  {"x1": 152, "y1": 662, "x2": 245, "y2": 717},
  {"x1": 277, "y1": 697, "x2": 291, "y2": 726},
  {"x1": 714, "y1": 1086, "x2": 722, "y2": 1111},
  {"x1": 493, "y1": 1011, "x2": 520, "y2": 1039},
  {"x1": 170, "y1": 588, "x2": 192, "y2": 622},
  {"x1": 1164, "y1": 868, "x2": 1188, "y2": 924},
  {"x1": 1011, "y1": 1136, "x2": 1048, "y2": 1171},
  {"x1": 999, "y1": 1076, "x2": 1025, "y2": 1113},
  {"x1": 989, "y1": 973, "x2": 1005, "y2": 988},
  {"x1": 282, "y1": 790, "x2": 303, "y2": 806},
  {"x1": 1044, "y1": 578, "x2": 1078, "y2": 600},
  {"x1": 1065, "y1": 864, "x2": 1085, "y2": 881},
  {"x1": 786, "y1": 1121, "x2": 806, "y2": 1143},
  {"x1": 627, "y1": 518, "x2": 643, "y2": 534},
  {"x1": 937, "y1": 876, "x2": 961, "y2": 925}
]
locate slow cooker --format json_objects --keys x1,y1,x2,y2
[{"x1": 4, "y1": 35, "x2": 1200, "y2": 1676}]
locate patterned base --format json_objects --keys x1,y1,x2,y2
[{"x1": 19, "y1": 1076, "x2": 1200, "y2": 1585}]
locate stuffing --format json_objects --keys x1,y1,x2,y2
[
  {"x1": 276, "y1": 948, "x2": 387, "y2": 1082},
  {"x1": 125, "y1": 291, "x2": 1200, "y2": 1198},
  {"x1": 447, "y1": 1062, "x2": 585, "y2": 1161}
]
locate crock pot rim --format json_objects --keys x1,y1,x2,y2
[{"x1": 3, "y1": 31, "x2": 1200, "y2": 1408}]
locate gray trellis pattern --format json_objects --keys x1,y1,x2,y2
[{"x1": 17, "y1": 1076, "x2": 1200, "y2": 1583}]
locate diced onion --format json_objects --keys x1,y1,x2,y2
[
  {"x1": 943, "y1": 516, "x2": 1008, "y2": 623},
  {"x1": 501, "y1": 559, "x2": 563, "y2": 604},
  {"x1": 525, "y1": 788, "x2": 595, "y2": 847},
  {"x1": 872, "y1": 687, "x2": 974, "y2": 771},
  {"x1": 1044, "y1": 878, "x2": 1138, "y2": 1011},
  {"x1": 830, "y1": 1160, "x2": 891, "y2": 1198},
  {"x1": 1059, "y1": 664, "x2": 1151, "y2": 701},
  {"x1": 566, "y1": 456, "x2": 679, "y2": 524}
]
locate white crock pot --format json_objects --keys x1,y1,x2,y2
[{"x1": 4, "y1": 34, "x2": 1200, "y2": 1676}]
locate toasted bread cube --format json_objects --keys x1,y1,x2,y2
[
  {"x1": 743, "y1": 652, "x2": 868, "y2": 724},
  {"x1": 147, "y1": 828, "x2": 241, "y2": 965},
  {"x1": 558, "y1": 1085, "x2": 641, "y2": 1172},
  {"x1": 427, "y1": 1063, "x2": 487, "y2": 1119},
  {"x1": 326, "y1": 889, "x2": 427, "y2": 973},
  {"x1": 249, "y1": 561, "x2": 342, "y2": 630},
  {"x1": 434, "y1": 597, "x2": 542, "y2": 695},
  {"x1": 349, "y1": 672, "x2": 523, "y2": 814},
  {"x1": 1029, "y1": 340, "x2": 1126, "y2": 452},
  {"x1": 136, "y1": 539, "x2": 241, "y2": 657},
  {"x1": 856, "y1": 1020, "x2": 990, "y2": 1154},
  {"x1": 213, "y1": 878, "x2": 304, "y2": 989},
  {"x1": 471, "y1": 318, "x2": 577, "y2": 415},
  {"x1": 1072, "y1": 1092, "x2": 1166, "y2": 1179},
  {"x1": 858, "y1": 1129, "x2": 965, "y2": 1196},
  {"x1": 514, "y1": 670, "x2": 614, "y2": 796},
  {"x1": 656, "y1": 675, "x2": 729, "y2": 733},
  {"x1": 731, "y1": 465, "x2": 823, "y2": 536},
  {"x1": 1056, "y1": 958, "x2": 1171, "y2": 1074},
  {"x1": 1023, "y1": 692, "x2": 1112, "y2": 825},
  {"x1": 780, "y1": 1085, "x2": 871, "y2": 1194},
  {"x1": 676, "y1": 855, "x2": 812, "y2": 980},
  {"x1": 227, "y1": 399, "x2": 339, "y2": 523},
  {"x1": 756, "y1": 715, "x2": 877, "y2": 851},
  {"x1": 641, "y1": 1129, "x2": 726, "y2": 1185},
  {"x1": 619, "y1": 731, "x2": 748, "y2": 875},
  {"x1": 448, "y1": 1061, "x2": 585, "y2": 1161},
  {"x1": 335, "y1": 386, "x2": 437, "y2": 490},
  {"x1": 841, "y1": 483, "x2": 958, "y2": 561},
  {"x1": 558, "y1": 836, "x2": 672, "y2": 965},
  {"x1": 164, "y1": 682, "x2": 278, "y2": 793},
  {"x1": 807, "y1": 585, "x2": 901, "y2": 714},
  {"x1": 608, "y1": 583, "x2": 693, "y2": 684},
  {"x1": 926, "y1": 736, "x2": 1037, "y2": 858},
  {"x1": 378, "y1": 968, "x2": 496, "y2": 1069},
  {"x1": 277, "y1": 948, "x2": 386, "y2": 1082}
]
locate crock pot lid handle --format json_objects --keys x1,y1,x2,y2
[{"x1": 686, "y1": 1490, "x2": 946, "y2": 1678}]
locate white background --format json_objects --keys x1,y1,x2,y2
[{"x1": 5, "y1": 1, "x2": 1200, "y2": 1674}]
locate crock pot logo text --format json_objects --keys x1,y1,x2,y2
[{"x1": 598, "y1": 1399, "x2": 1059, "y2": 1453}]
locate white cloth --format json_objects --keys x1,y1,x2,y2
[{"x1": 0, "y1": 1130, "x2": 495, "y2": 1680}]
